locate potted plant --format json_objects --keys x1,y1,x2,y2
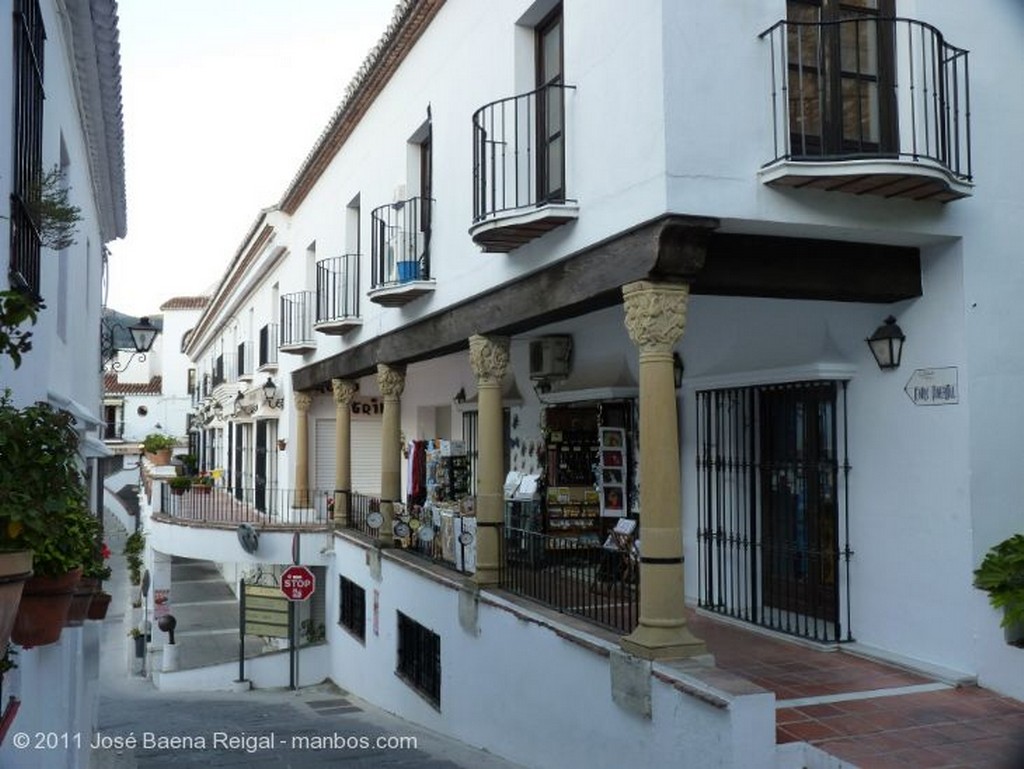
[
  {"x1": 974, "y1": 533, "x2": 1024, "y2": 646},
  {"x1": 168, "y1": 476, "x2": 192, "y2": 496},
  {"x1": 192, "y1": 471, "x2": 215, "y2": 495},
  {"x1": 0, "y1": 390, "x2": 97, "y2": 648},
  {"x1": 12, "y1": 500, "x2": 98, "y2": 646},
  {"x1": 142, "y1": 432, "x2": 177, "y2": 465},
  {"x1": 128, "y1": 626, "x2": 146, "y2": 658}
]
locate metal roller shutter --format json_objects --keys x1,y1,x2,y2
[{"x1": 314, "y1": 418, "x2": 382, "y2": 497}]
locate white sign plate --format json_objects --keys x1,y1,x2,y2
[{"x1": 904, "y1": 367, "x2": 958, "y2": 406}]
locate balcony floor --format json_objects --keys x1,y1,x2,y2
[{"x1": 688, "y1": 611, "x2": 1024, "y2": 768}]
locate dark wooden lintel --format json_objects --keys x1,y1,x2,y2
[
  {"x1": 292, "y1": 215, "x2": 716, "y2": 389},
  {"x1": 693, "y1": 233, "x2": 921, "y2": 303}
]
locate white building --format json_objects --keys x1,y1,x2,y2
[
  {"x1": 0, "y1": 0, "x2": 126, "y2": 766},
  {"x1": 102, "y1": 296, "x2": 209, "y2": 448},
  {"x1": 140, "y1": 2, "x2": 1023, "y2": 768}
]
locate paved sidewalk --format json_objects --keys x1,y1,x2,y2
[
  {"x1": 90, "y1": 517, "x2": 526, "y2": 769},
  {"x1": 689, "y1": 612, "x2": 1024, "y2": 768}
]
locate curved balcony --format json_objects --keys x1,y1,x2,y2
[
  {"x1": 470, "y1": 84, "x2": 578, "y2": 252},
  {"x1": 315, "y1": 254, "x2": 361, "y2": 335},
  {"x1": 280, "y1": 291, "x2": 316, "y2": 354},
  {"x1": 759, "y1": 17, "x2": 971, "y2": 202},
  {"x1": 368, "y1": 196, "x2": 435, "y2": 307}
]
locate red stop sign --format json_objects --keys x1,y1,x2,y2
[{"x1": 280, "y1": 565, "x2": 316, "y2": 601}]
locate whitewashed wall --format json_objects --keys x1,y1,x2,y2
[{"x1": 327, "y1": 533, "x2": 775, "y2": 769}]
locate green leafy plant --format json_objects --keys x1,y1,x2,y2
[
  {"x1": 83, "y1": 541, "x2": 112, "y2": 582},
  {"x1": 123, "y1": 530, "x2": 145, "y2": 586},
  {"x1": 142, "y1": 433, "x2": 177, "y2": 453},
  {"x1": 192, "y1": 471, "x2": 214, "y2": 488},
  {"x1": 0, "y1": 390, "x2": 96, "y2": 575},
  {"x1": 30, "y1": 165, "x2": 83, "y2": 251},
  {"x1": 168, "y1": 476, "x2": 192, "y2": 492},
  {"x1": 974, "y1": 534, "x2": 1024, "y2": 629},
  {"x1": 128, "y1": 627, "x2": 143, "y2": 639},
  {"x1": 0, "y1": 289, "x2": 42, "y2": 369},
  {"x1": 300, "y1": 619, "x2": 326, "y2": 644},
  {"x1": 0, "y1": 644, "x2": 17, "y2": 676}
]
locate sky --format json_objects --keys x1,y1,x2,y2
[{"x1": 105, "y1": 0, "x2": 398, "y2": 317}]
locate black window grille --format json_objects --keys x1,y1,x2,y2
[
  {"x1": 9, "y1": 0, "x2": 46, "y2": 297},
  {"x1": 396, "y1": 611, "x2": 440, "y2": 707},
  {"x1": 695, "y1": 380, "x2": 852, "y2": 643},
  {"x1": 339, "y1": 575, "x2": 366, "y2": 642}
]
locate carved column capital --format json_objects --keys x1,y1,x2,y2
[
  {"x1": 331, "y1": 378, "x2": 358, "y2": 406},
  {"x1": 469, "y1": 334, "x2": 510, "y2": 386},
  {"x1": 622, "y1": 280, "x2": 690, "y2": 354},
  {"x1": 376, "y1": 363, "x2": 406, "y2": 400},
  {"x1": 293, "y1": 391, "x2": 313, "y2": 414}
]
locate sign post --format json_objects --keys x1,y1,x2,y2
[{"x1": 280, "y1": 564, "x2": 315, "y2": 689}]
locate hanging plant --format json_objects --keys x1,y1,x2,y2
[{"x1": 30, "y1": 165, "x2": 83, "y2": 252}]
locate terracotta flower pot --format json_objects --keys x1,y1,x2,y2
[
  {"x1": 0, "y1": 550, "x2": 34, "y2": 651},
  {"x1": 12, "y1": 567, "x2": 82, "y2": 648},
  {"x1": 66, "y1": 576, "x2": 99, "y2": 627},
  {"x1": 192, "y1": 484, "x2": 212, "y2": 495},
  {"x1": 87, "y1": 591, "x2": 112, "y2": 620},
  {"x1": 146, "y1": 449, "x2": 172, "y2": 466}
]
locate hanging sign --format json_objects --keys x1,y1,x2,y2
[{"x1": 904, "y1": 367, "x2": 958, "y2": 406}]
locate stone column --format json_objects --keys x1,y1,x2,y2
[
  {"x1": 377, "y1": 363, "x2": 406, "y2": 546},
  {"x1": 293, "y1": 391, "x2": 313, "y2": 508},
  {"x1": 469, "y1": 334, "x2": 510, "y2": 586},
  {"x1": 620, "y1": 280, "x2": 705, "y2": 659},
  {"x1": 331, "y1": 379, "x2": 358, "y2": 527}
]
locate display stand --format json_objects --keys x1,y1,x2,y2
[{"x1": 598, "y1": 427, "x2": 627, "y2": 518}]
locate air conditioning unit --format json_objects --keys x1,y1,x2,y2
[{"x1": 529, "y1": 336, "x2": 572, "y2": 380}]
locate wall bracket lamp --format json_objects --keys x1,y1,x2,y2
[{"x1": 866, "y1": 316, "x2": 906, "y2": 371}]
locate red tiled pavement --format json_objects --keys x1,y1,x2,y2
[{"x1": 688, "y1": 611, "x2": 1024, "y2": 768}]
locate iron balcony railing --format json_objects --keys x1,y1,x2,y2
[
  {"x1": 761, "y1": 17, "x2": 970, "y2": 182},
  {"x1": 370, "y1": 196, "x2": 432, "y2": 290},
  {"x1": 258, "y1": 323, "x2": 278, "y2": 369},
  {"x1": 102, "y1": 421, "x2": 125, "y2": 441},
  {"x1": 212, "y1": 352, "x2": 235, "y2": 387},
  {"x1": 499, "y1": 527, "x2": 639, "y2": 635},
  {"x1": 160, "y1": 484, "x2": 333, "y2": 527},
  {"x1": 280, "y1": 292, "x2": 316, "y2": 349},
  {"x1": 315, "y1": 254, "x2": 360, "y2": 325},
  {"x1": 347, "y1": 492, "x2": 377, "y2": 538},
  {"x1": 237, "y1": 341, "x2": 253, "y2": 379},
  {"x1": 472, "y1": 83, "x2": 576, "y2": 223}
]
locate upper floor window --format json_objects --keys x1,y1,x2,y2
[
  {"x1": 9, "y1": 0, "x2": 46, "y2": 297},
  {"x1": 786, "y1": 0, "x2": 896, "y2": 158},
  {"x1": 535, "y1": 5, "x2": 564, "y2": 203}
]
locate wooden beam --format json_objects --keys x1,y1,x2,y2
[
  {"x1": 694, "y1": 233, "x2": 921, "y2": 302},
  {"x1": 292, "y1": 215, "x2": 716, "y2": 389}
]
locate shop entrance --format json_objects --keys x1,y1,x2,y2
[{"x1": 695, "y1": 380, "x2": 850, "y2": 643}]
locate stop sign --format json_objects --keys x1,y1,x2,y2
[{"x1": 280, "y1": 565, "x2": 316, "y2": 601}]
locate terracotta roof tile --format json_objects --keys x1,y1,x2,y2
[
  {"x1": 159, "y1": 296, "x2": 209, "y2": 311},
  {"x1": 103, "y1": 374, "x2": 163, "y2": 395}
]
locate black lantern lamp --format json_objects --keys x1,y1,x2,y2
[
  {"x1": 866, "y1": 316, "x2": 905, "y2": 371},
  {"x1": 101, "y1": 315, "x2": 160, "y2": 373},
  {"x1": 262, "y1": 377, "x2": 284, "y2": 409}
]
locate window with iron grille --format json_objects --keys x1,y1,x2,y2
[
  {"x1": 695, "y1": 380, "x2": 852, "y2": 643},
  {"x1": 338, "y1": 575, "x2": 365, "y2": 642},
  {"x1": 396, "y1": 611, "x2": 440, "y2": 707},
  {"x1": 9, "y1": 0, "x2": 46, "y2": 297}
]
